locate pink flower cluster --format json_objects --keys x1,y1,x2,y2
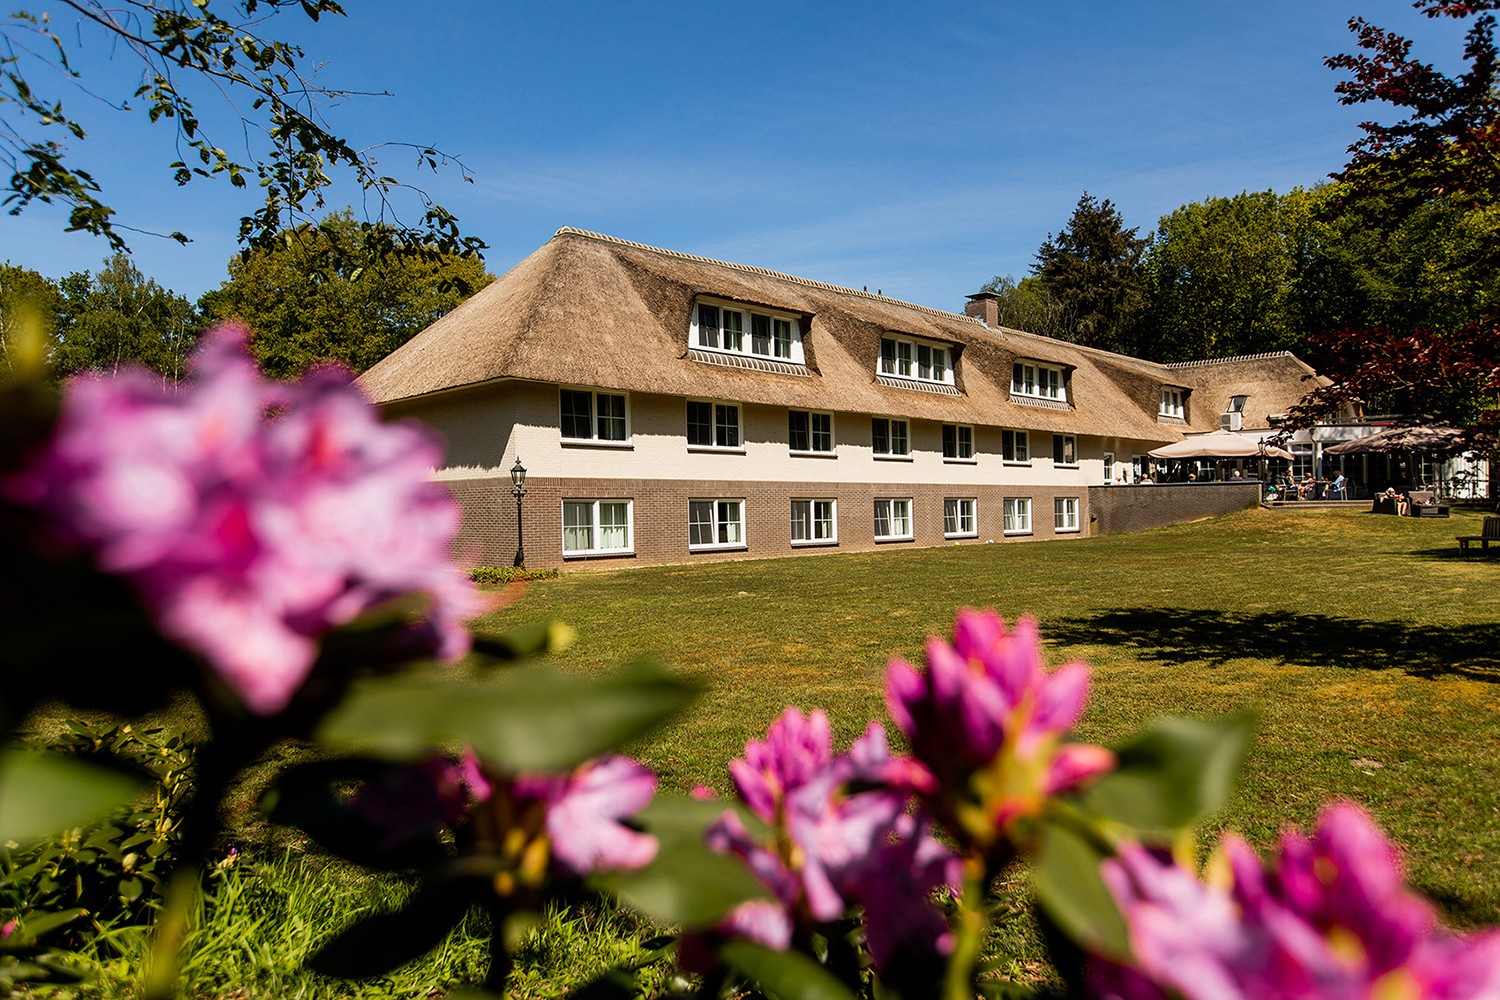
[
  {"x1": 704, "y1": 708, "x2": 957, "y2": 970},
  {"x1": 886, "y1": 611, "x2": 1114, "y2": 850},
  {"x1": 4, "y1": 327, "x2": 478, "y2": 714},
  {"x1": 1097, "y1": 803, "x2": 1500, "y2": 1000},
  {"x1": 352, "y1": 752, "x2": 658, "y2": 881}
]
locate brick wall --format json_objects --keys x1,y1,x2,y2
[
  {"x1": 442, "y1": 476, "x2": 1091, "y2": 570},
  {"x1": 1086, "y1": 482, "x2": 1261, "y2": 535}
]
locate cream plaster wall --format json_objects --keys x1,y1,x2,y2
[{"x1": 422, "y1": 380, "x2": 1112, "y2": 490}]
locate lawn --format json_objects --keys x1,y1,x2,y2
[
  {"x1": 23, "y1": 506, "x2": 1500, "y2": 997},
  {"x1": 477, "y1": 505, "x2": 1500, "y2": 928}
]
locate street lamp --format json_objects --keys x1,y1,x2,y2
[{"x1": 510, "y1": 457, "x2": 527, "y2": 568}]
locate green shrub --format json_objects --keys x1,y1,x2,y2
[
  {"x1": 0, "y1": 722, "x2": 194, "y2": 948},
  {"x1": 468, "y1": 566, "x2": 560, "y2": 585}
]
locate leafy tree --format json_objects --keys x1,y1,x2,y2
[
  {"x1": 1, "y1": 1, "x2": 484, "y2": 257},
  {"x1": 199, "y1": 211, "x2": 493, "y2": 378},
  {"x1": 50, "y1": 254, "x2": 199, "y2": 379},
  {"x1": 0, "y1": 262, "x2": 62, "y2": 375},
  {"x1": 977, "y1": 274, "x2": 1079, "y2": 338},
  {"x1": 1030, "y1": 192, "x2": 1150, "y2": 354},
  {"x1": 1144, "y1": 189, "x2": 1320, "y2": 361},
  {"x1": 1288, "y1": 0, "x2": 1500, "y2": 454}
]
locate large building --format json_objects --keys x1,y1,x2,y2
[{"x1": 359, "y1": 228, "x2": 1318, "y2": 570}]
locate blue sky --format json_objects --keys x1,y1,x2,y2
[{"x1": 3, "y1": 1, "x2": 1470, "y2": 313}]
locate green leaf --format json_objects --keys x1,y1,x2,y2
[
  {"x1": 6, "y1": 907, "x2": 87, "y2": 946},
  {"x1": 720, "y1": 941, "x2": 857, "y2": 1000},
  {"x1": 0, "y1": 752, "x2": 142, "y2": 845},
  {"x1": 307, "y1": 884, "x2": 473, "y2": 979},
  {"x1": 1031, "y1": 817, "x2": 1130, "y2": 960},
  {"x1": 1079, "y1": 713, "x2": 1254, "y2": 836},
  {"x1": 317, "y1": 659, "x2": 698, "y2": 772},
  {"x1": 596, "y1": 796, "x2": 769, "y2": 927}
]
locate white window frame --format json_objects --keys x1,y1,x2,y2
[
  {"x1": 1052, "y1": 434, "x2": 1077, "y2": 467},
  {"x1": 878, "y1": 334, "x2": 954, "y2": 386},
  {"x1": 692, "y1": 299, "x2": 805, "y2": 364},
  {"x1": 1054, "y1": 497, "x2": 1080, "y2": 533},
  {"x1": 1002, "y1": 429, "x2": 1030, "y2": 464},
  {"x1": 1160, "y1": 387, "x2": 1186, "y2": 419},
  {"x1": 790, "y1": 498, "x2": 837, "y2": 546},
  {"x1": 1003, "y1": 497, "x2": 1033, "y2": 535},
  {"x1": 686, "y1": 399, "x2": 743, "y2": 452},
  {"x1": 873, "y1": 498, "x2": 914, "y2": 541},
  {"x1": 942, "y1": 423, "x2": 975, "y2": 462},
  {"x1": 560, "y1": 387, "x2": 631, "y2": 446},
  {"x1": 944, "y1": 497, "x2": 977, "y2": 538},
  {"x1": 788, "y1": 410, "x2": 835, "y2": 455},
  {"x1": 872, "y1": 417, "x2": 911, "y2": 459},
  {"x1": 1011, "y1": 362, "x2": 1064, "y2": 401},
  {"x1": 562, "y1": 499, "x2": 634, "y2": 557},
  {"x1": 688, "y1": 498, "x2": 746, "y2": 551}
]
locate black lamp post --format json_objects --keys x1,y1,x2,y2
[{"x1": 510, "y1": 457, "x2": 527, "y2": 568}]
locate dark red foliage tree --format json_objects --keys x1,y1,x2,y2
[{"x1": 1295, "y1": 1, "x2": 1500, "y2": 459}]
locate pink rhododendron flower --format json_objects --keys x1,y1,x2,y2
[
  {"x1": 885, "y1": 611, "x2": 1113, "y2": 851},
  {"x1": 1096, "y1": 802, "x2": 1500, "y2": 1000},
  {"x1": 515, "y1": 755, "x2": 658, "y2": 876},
  {"x1": 3, "y1": 326, "x2": 478, "y2": 714},
  {"x1": 706, "y1": 708, "x2": 957, "y2": 970}
]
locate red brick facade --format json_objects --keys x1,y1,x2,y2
[{"x1": 443, "y1": 476, "x2": 1095, "y2": 570}]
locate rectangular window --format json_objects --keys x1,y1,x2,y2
[
  {"x1": 562, "y1": 500, "x2": 633, "y2": 556},
  {"x1": 789, "y1": 410, "x2": 833, "y2": 454},
  {"x1": 942, "y1": 423, "x2": 974, "y2": 461},
  {"x1": 1012, "y1": 362, "x2": 1064, "y2": 400},
  {"x1": 689, "y1": 499, "x2": 744, "y2": 550},
  {"x1": 697, "y1": 303, "x2": 721, "y2": 350},
  {"x1": 879, "y1": 335, "x2": 953, "y2": 385},
  {"x1": 560, "y1": 388, "x2": 629, "y2": 443},
  {"x1": 687, "y1": 401, "x2": 741, "y2": 449},
  {"x1": 693, "y1": 299, "x2": 803, "y2": 362},
  {"x1": 751, "y1": 313, "x2": 771, "y2": 356},
  {"x1": 1054, "y1": 497, "x2": 1080, "y2": 532},
  {"x1": 722, "y1": 309, "x2": 744, "y2": 352},
  {"x1": 773, "y1": 318, "x2": 793, "y2": 359},
  {"x1": 944, "y1": 498, "x2": 977, "y2": 538},
  {"x1": 1002, "y1": 429, "x2": 1030, "y2": 463},
  {"x1": 1003, "y1": 497, "x2": 1032, "y2": 535},
  {"x1": 1053, "y1": 434, "x2": 1077, "y2": 466},
  {"x1": 873, "y1": 498, "x2": 913, "y2": 541},
  {"x1": 1160, "y1": 388, "x2": 1186, "y2": 418},
  {"x1": 872, "y1": 417, "x2": 910, "y2": 457},
  {"x1": 790, "y1": 499, "x2": 837, "y2": 545}
]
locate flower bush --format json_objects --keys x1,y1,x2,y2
[{"x1": 1, "y1": 324, "x2": 1495, "y2": 999}]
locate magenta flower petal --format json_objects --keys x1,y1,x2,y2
[
  {"x1": 544, "y1": 756, "x2": 658, "y2": 876},
  {"x1": 3, "y1": 325, "x2": 479, "y2": 715},
  {"x1": 1045, "y1": 743, "x2": 1115, "y2": 795}
]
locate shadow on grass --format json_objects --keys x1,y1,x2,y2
[
  {"x1": 1050, "y1": 608, "x2": 1500, "y2": 683},
  {"x1": 1406, "y1": 546, "x2": 1500, "y2": 562}
]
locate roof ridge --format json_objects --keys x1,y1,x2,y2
[
  {"x1": 1164, "y1": 351, "x2": 1295, "y2": 369},
  {"x1": 552, "y1": 226, "x2": 986, "y2": 328}
]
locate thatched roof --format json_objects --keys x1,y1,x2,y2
[
  {"x1": 1163, "y1": 352, "x2": 1325, "y2": 432},
  {"x1": 360, "y1": 228, "x2": 1320, "y2": 443}
]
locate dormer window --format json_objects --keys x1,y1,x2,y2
[
  {"x1": 1228, "y1": 395, "x2": 1247, "y2": 413},
  {"x1": 693, "y1": 300, "x2": 803, "y2": 364},
  {"x1": 879, "y1": 334, "x2": 953, "y2": 386},
  {"x1": 1011, "y1": 362, "x2": 1064, "y2": 401},
  {"x1": 1160, "y1": 387, "x2": 1187, "y2": 419}
]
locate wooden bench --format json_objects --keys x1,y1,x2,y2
[{"x1": 1456, "y1": 516, "x2": 1500, "y2": 555}]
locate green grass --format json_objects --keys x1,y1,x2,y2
[
  {"x1": 476, "y1": 506, "x2": 1500, "y2": 928},
  {"x1": 42, "y1": 854, "x2": 666, "y2": 999},
  {"x1": 22, "y1": 507, "x2": 1499, "y2": 996}
]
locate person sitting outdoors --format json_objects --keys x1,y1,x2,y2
[{"x1": 1330, "y1": 471, "x2": 1347, "y2": 500}]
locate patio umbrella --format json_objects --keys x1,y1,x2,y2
[
  {"x1": 1148, "y1": 430, "x2": 1291, "y2": 459},
  {"x1": 1324, "y1": 424, "x2": 1469, "y2": 456}
]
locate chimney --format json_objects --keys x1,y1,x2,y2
[{"x1": 964, "y1": 291, "x2": 999, "y2": 328}]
